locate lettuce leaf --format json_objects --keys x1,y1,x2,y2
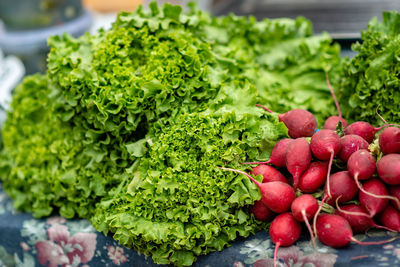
[
  {"x1": 338, "y1": 11, "x2": 400, "y2": 124},
  {"x1": 0, "y1": 75, "x2": 127, "y2": 218},
  {"x1": 91, "y1": 102, "x2": 287, "y2": 265},
  {"x1": 194, "y1": 11, "x2": 342, "y2": 124}
]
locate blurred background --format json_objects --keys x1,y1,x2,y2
[{"x1": 0, "y1": 0, "x2": 399, "y2": 110}]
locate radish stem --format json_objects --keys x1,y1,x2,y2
[
  {"x1": 218, "y1": 167, "x2": 261, "y2": 187},
  {"x1": 313, "y1": 194, "x2": 328, "y2": 242},
  {"x1": 326, "y1": 150, "x2": 334, "y2": 199},
  {"x1": 376, "y1": 105, "x2": 388, "y2": 124},
  {"x1": 255, "y1": 104, "x2": 274, "y2": 113},
  {"x1": 302, "y1": 210, "x2": 316, "y2": 249},
  {"x1": 273, "y1": 242, "x2": 280, "y2": 267},
  {"x1": 325, "y1": 72, "x2": 342, "y2": 119},
  {"x1": 351, "y1": 236, "x2": 397, "y2": 246},
  {"x1": 357, "y1": 179, "x2": 400, "y2": 216}
]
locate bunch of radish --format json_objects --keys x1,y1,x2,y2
[{"x1": 220, "y1": 77, "x2": 400, "y2": 267}]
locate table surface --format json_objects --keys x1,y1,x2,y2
[{"x1": 1, "y1": 184, "x2": 400, "y2": 267}]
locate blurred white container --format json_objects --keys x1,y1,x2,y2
[
  {"x1": 0, "y1": 50, "x2": 25, "y2": 124},
  {"x1": 0, "y1": 10, "x2": 92, "y2": 74}
]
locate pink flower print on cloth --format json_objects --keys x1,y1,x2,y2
[
  {"x1": 253, "y1": 246, "x2": 337, "y2": 267},
  {"x1": 36, "y1": 224, "x2": 97, "y2": 267},
  {"x1": 107, "y1": 245, "x2": 128, "y2": 265},
  {"x1": 46, "y1": 216, "x2": 67, "y2": 226}
]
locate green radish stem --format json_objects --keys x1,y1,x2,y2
[{"x1": 319, "y1": 200, "x2": 335, "y2": 214}]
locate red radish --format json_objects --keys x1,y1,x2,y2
[
  {"x1": 316, "y1": 214, "x2": 395, "y2": 248},
  {"x1": 250, "y1": 200, "x2": 274, "y2": 222},
  {"x1": 270, "y1": 213, "x2": 302, "y2": 267},
  {"x1": 344, "y1": 121, "x2": 398, "y2": 143},
  {"x1": 346, "y1": 149, "x2": 395, "y2": 211},
  {"x1": 347, "y1": 149, "x2": 377, "y2": 200},
  {"x1": 298, "y1": 161, "x2": 328, "y2": 193},
  {"x1": 250, "y1": 165, "x2": 288, "y2": 184},
  {"x1": 324, "y1": 171, "x2": 358, "y2": 205},
  {"x1": 286, "y1": 138, "x2": 312, "y2": 190},
  {"x1": 390, "y1": 186, "x2": 400, "y2": 210},
  {"x1": 257, "y1": 181, "x2": 295, "y2": 213},
  {"x1": 256, "y1": 105, "x2": 317, "y2": 138},
  {"x1": 242, "y1": 138, "x2": 293, "y2": 167},
  {"x1": 335, "y1": 204, "x2": 394, "y2": 233},
  {"x1": 323, "y1": 73, "x2": 348, "y2": 130},
  {"x1": 316, "y1": 214, "x2": 352, "y2": 247},
  {"x1": 291, "y1": 194, "x2": 319, "y2": 222},
  {"x1": 379, "y1": 205, "x2": 400, "y2": 232},
  {"x1": 377, "y1": 154, "x2": 400, "y2": 185},
  {"x1": 313, "y1": 171, "x2": 357, "y2": 238},
  {"x1": 310, "y1": 130, "x2": 341, "y2": 161},
  {"x1": 338, "y1": 135, "x2": 369, "y2": 162},
  {"x1": 219, "y1": 167, "x2": 295, "y2": 213},
  {"x1": 323, "y1": 116, "x2": 348, "y2": 130},
  {"x1": 359, "y1": 178, "x2": 390, "y2": 217},
  {"x1": 310, "y1": 129, "x2": 341, "y2": 197},
  {"x1": 291, "y1": 194, "x2": 319, "y2": 248},
  {"x1": 347, "y1": 149, "x2": 376, "y2": 181},
  {"x1": 379, "y1": 127, "x2": 400, "y2": 154}
]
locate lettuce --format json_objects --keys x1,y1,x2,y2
[
  {"x1": 0, "y1": 2, "x2": 342, "y2": 266},
  {"x1": 196, "y1": 11, "x2": 342, "y2": 124},
  {"x1": 91, "y1": 99, "x2": 288, "y2": 265},
  {"x1": 0, "y1": 75, "x2": 127, "y2": 218},
  {"x1": 339, "y1": 11, "x2": 400, "y2": 124}
]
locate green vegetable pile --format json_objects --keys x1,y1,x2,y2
[
  {"x1": 92, "y1": 106, "x2": 288, "y2": 265},
  {"x1": 0, "y1": 2, "x2": 343, "y2": 266},
  {"x1": 339, "y1": 11, "x2": 400, "y2": 125}
]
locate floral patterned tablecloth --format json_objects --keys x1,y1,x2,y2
[{"x1": 1, "y1": 184, "x2": 400, "y2": 267}]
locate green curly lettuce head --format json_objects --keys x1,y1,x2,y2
[
  {"x1": 0, "y1": 75, "x2": 127, "y2": 218},
  {"x1": 47, "y1": 2, "x2": 342, "y2": 136},
  {"x1": 46, "y1": 3, "x2": 219, "y2": 142},
  {"x1": 91, "y1": 102, "x2": 288, "y2": 266},
  {"x1": 198, "y1": 12, "x2": 343, "y2": 125},
  {"x1": 338, "y1": 11, "x2": 400, "y2": 124}
]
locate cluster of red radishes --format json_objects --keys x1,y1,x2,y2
[{"x1": 221, "y1": 100, "x2": 400, "y2": 266}]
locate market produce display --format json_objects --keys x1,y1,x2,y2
[{"x1": 1, "y1": 2, "x2": 400, "y2": 267}]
